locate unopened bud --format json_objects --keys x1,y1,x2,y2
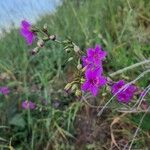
[
  {"x1": 42, "y1": 36, "x2": 49, "y2": 41},
  {"x1": 37, "y1": 39, "x2": 44, "y2": 47},
  {"x1": 62, "y1": 40, "x2": 69, "y2": 44},
  {"x1": 71, "y1": 84, "x2": 77, "y2": 91},
  {"x1": 39, "y1": 107, "x2": 42, "y2": 112},
  {"x1": 75, "y1": 90, "x2": 82, "y2": 97},
  {"x1": 81, "y1": 78, "x2": 85, "y2": 83},
  {"x1": 49, "y1": 35, "x2": 56, "y2": 41},
  {"x1": 43, "y1": 24, "x2": 48, "y2": 30},
  {"x1": 102, "y1": 93, "x2": 107, "y2": 96},
  {"x1": 65, "y1": 48, "x2": 71, "y2": 53},
  {"x1": 31, "y1": 47, "x2": 39, "y2": 55},
  {"x1": 74, "y1": 44, "x2": 80, "y2": 53},
  {"x1": 77, "y1": 64, "x2": 82, "y2": 70},
  {"x1": 68, "y1": 57, "x2": 73, "y2": 62},
  {"x1": 64, "y1": 83, "x2": 72, "y2": 91}
]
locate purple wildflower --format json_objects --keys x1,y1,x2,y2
[
  {"x1": 20, "y1": 20, "x2": 35, "y2": 45},
  {"x1": 82, "y1": 44, "x2": 107, "y2": 71},
  {"x1": 22, "y1": 100, "x2": 36, "y2": 110},
  {"x1": 87, "y1": 44, "x2": 107, "y2": 63},
  {"x1": 82, "y1": 55, "x2": 103, "y2": 72},
  {"x1": 112, "y1": 80, "x2": 137, "y2": 103},
  {"x1": 0, "y1": 86, "x2": 10, "y2": 95},
  {"x1": 81, "y1": 44, "x2": 107, "y2": 96},
  {"x1": 82, "y1": 69, "x2": 107, "y2": 96}
]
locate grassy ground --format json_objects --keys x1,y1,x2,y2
[{"x1": 0, "y1": 0, "x2": 150, "y2": 149}]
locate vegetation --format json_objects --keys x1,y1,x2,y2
[{"x1": 0, "y1": 0, "x2": 150, "y2": 149}]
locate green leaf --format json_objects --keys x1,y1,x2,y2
[
  {"x1": 9, "y1": 114, "x2": 26, "y2": 128},
  {"x1": 132, "y1": 113, "x2": 150, "y2": 131}
]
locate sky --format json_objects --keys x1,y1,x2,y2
[{"x1": 0, "y1": 0, "x2": 60, "y2": 32}]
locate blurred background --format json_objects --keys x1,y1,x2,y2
[{"x1": 0, "y1": 0, "x2": 60, "y2": 35}]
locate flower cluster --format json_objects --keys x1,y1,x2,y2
[
  {"x1": 81, "y1": 45, "x2": 107, "y2": 96},
  {"x1": 22, "y1": 100, "x2": 36, "y2": 110},
  {"x1": 0, "y1": 86, "x2": 10, "y2": 95},
  {"x1": 111, "y1": 80, "x2": 137, "y2": 103},
  {"x1": 19, "y1": 20, "x2": 141, "y2": 105}
]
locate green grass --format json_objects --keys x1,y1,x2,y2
[{"x1": 0, "y1": 0, "x2": 150, "y2": 149}]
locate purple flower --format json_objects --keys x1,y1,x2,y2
[
  {"x1": 82, "y1": 56, "x2": 103, "y2": 72},
  {"x1": 82, "y1": 69, "x2": 107, "y2": 96},
  {"x1": 112, "y1": 80, "x2": 125, "y2": 94},
  {"x1": 87, "y1": 44, "x2": 107, "y2": 63},
  {"x1": 112, "y1": 80, "x2": 137, "y2": 103},
  {"x1": 0, "y1": 86, "x2": 10, "y2": 95},
  {"x1": 82, "y1": 44, "x2": 107, "y2": 71},
  {"x1": 22, "y1": 100, "x2": 36, "y2": 110},
  {"x1": 81, "y1": 44, "x2": 107, "y2": 96},
  {"x1": 20, "y1": 20, "x2": 35, "y2": 45}
]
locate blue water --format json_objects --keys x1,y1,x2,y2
[{"x1": 0, "y1": 0, "x2": 60, "y2": 31}]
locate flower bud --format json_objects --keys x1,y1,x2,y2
[
  {"x1": 77, "y1": 64, "x2": 82, "y2": 70},
  {"x1": 43, "y1": 37, "x2": 49, "y2": 41},
  {"x1": 80, "y1": 78, "x2": 85, "y2": 83},
  {"x1": 75, "y1": 90, "x2": 82, "y2": 97},
  {"x1": 37, "y1": 39, "x2": 44, "y2": 47},
  {"x1": 71, "y1": 84, "x2": 77, "y2": 91},
  {"x1": 31, "y1": 47, "x2": 39, "y2": 55},
  {"x1": 49, "y1": 35, "x2": 56, "y2": 41},
  {"x1": 74, "y1": 44, "x2": 80, "y2": 53},
  {"x1": 64, "y1": 83, "x2": 72, "y2": 91},
  {"x1": 65, "y1": 48, "x2": 71, "y2": 53},
  {"x1": 68, "y1": 57, "x2": 73, "y2": 62},
  {"x1": 43, "y1": 23, "x2": 48, "y2": 30}
]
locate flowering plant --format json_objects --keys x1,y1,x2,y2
[{"x1": 19, "y1": 20, "x2": 148, "y2": 114}]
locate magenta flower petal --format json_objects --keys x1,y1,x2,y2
[
  {"x1": 87, "y1": 48, "x2": 94, "y2": 57},
  {"x1": 82, "y1": 56, "x2": 91, "y2": 67},
  {"x1": 22, "y1": 100, "x2": 36, "y2": 110},
  {"x1": 90, "y1": 86, "x2": 98, "y2": 96},
  {"x1": 20, "y1": 20, "x2": 36, "y2": 45},
  {"x1": 95, "y1": 44, "x2": 107, "y2": 60},
  {"x1": 82, "y1": 69, "x2": 107, "y2": 96},
  {"x1": 111, "y1": 80, "x2": 137, "y2": 103},
  {"x1": 21, "y1": 20, "x2": 30, "y2": 28},
  {"x1": 99, "y1": 76, "x2": 107, "y2": 86},
  {"x1": 111, "y1": 80, "x2": 125, "y2": 94},
  {"x1": 0, "y1": 86, "x2": 10, "y2": 95},
  {"x1": 27, "y1": 33, "x2": 35, "y2": 45},
  {"x1": 81, "y1": 81, "x2": 90, "y2": 91}
]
